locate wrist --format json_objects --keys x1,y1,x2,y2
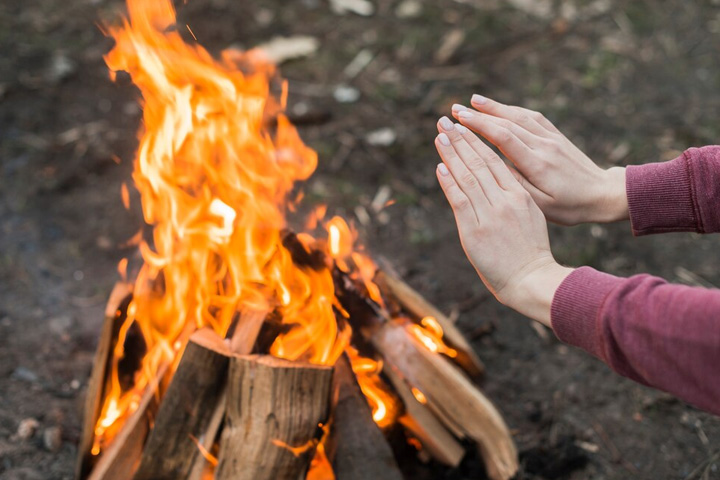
[
  {"x1": 596, "y1": 167, "x2": 628, "y2": 223},
  {"x1": 500, "y1": 261, "x2": 574, "y2": 327}
]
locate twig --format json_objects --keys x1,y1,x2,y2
[{"x1": 683, "y1": 450, "x2": 720, "y2": 480}]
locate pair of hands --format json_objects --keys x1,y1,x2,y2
[{"x1": 433, "y1": 95, "x2": 628, "y2": 326}]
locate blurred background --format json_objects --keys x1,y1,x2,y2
[{"x1": 1, "y1": 0, "x2": 720, "y2": 478}]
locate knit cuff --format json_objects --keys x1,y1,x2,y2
[
  {"x1": 626, "y1": 152, "x2": 698, "y2": 236},
  {"x1": 551, "y1": 267, "x2": 624, "y2": 360}
]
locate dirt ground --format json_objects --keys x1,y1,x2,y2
[{"x1": 1, "y1": 0, "x2": 720, "y2": 478}]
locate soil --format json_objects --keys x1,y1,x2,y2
[{"x1": 1, "y1": 0, "x2": 720, "y2": 479}]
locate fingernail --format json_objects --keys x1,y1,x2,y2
[
  {"x1": 452, "y1": 104, "x2": 467, "y2": 113},
  {"x1": 437, "y1": 163, "x2": 450, "y2": 176},
  {"x1": 439, "y1": 116, "x2": 454, "y2": 131},
  {"x1": 472, "y1": 94, "x2": 487, "y2": 105},
  {"x1": 458, "y1": 111, "x2": 473, "y2": 120},
  {"x1": 455, "y1": 124, "x2": 468, "y2": 134},
  {"x1": 437, "y1": 133, "x2": 451, "y2": 146}
]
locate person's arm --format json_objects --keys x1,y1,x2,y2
[
  {"x1": 451, "y1": 95, "x2": 720, "y2": 233},
  {"x1": 552, "y1": 267, "x2": 720, "y2": 416},
  {"x1": 627, "y1": 146, "x2": 720, "y2": 235}
]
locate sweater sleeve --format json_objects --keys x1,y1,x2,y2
[
  {"x1": 551, "y1": 267, "x2": 720, "y2": 415},
  {"x1": 626, "y1": 146, "x2": 720, "y2": 235}
]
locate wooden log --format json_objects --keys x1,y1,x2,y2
[
  {"x1": 382, "y1": 368, "x2": 465, "y2": 468},
  {"x1": 133, "y1": 329, "x2": 230, "y2": 480},
  {"x1": 375, "y1": 269, "x2": 485, "y2": 378},
  {"x1": 186, "y1": 309, "x2": 267, "y2": 479},
  {"x1": 215, "y1": 355, "x2": 333, "y2": 480},
  {"x1": 87, "y1": 363, "x2": 170, "y2": 480},
  {"x1": 327, "y1": 354, "x2": 403, "y2": 480},
  {"x1": 372, "y1": 323, "x2": 518, "y2": 480},
  {"x1": 76, "y1": 281, "x2": 133, "y2": 480}
]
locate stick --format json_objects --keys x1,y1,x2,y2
[
  {"x1": 327, "y1": 354, "x2": 403, "y2": 480},
  {"x1": 133, "y1": 329, "x2": 230, "y2": 480},
  {"x1": 87, "y1": 363, "x2": 170, "y2": 480},
  {"x1": 373, "y1": 323, "x2": 518, "y2": 480},
  {"x1": 375, "y1": 269, "x2": 485, "y2": 378},
  {"x1": 383, "y1": 368, "x2": 465, "y2": 467},
  {"x1": 76, "y1": 281, "x2": 133, "y2": 479},
  {"x1": 215, "y1": 355, "x2": 333, "y2": 480}
]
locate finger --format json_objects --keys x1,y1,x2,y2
[
  {"x1": 435, "y1": 132, "x2": 490, "y2": 212},
  {"x1": 454, "y1": 110, "x2": 542, "y2": 149},
  {"x1": 454, "y1": 100, "x2": 546, "y2": 137},
  {"x1": 455, "y1": 109, "x2": 534, "y2": 163},
  {"x1": 469, "y1": 95, "x2": 561, "y2": 135},
  {"x1": 436, "y1": 163, "x2": 479, "y2": 228},
  {"x1": 453, "y1": 122, "x2": 521, "y2": 192},
  {"x1": 437, "y1": 117, "x2": 502, "y2": 204}
]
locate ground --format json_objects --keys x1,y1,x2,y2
[{"x1": 1, "y1": 0, "x2": 720, "y2": 479}]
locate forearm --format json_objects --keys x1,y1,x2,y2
[
  {"x1": 551, "y1": 267, "x2": 720, "y2": 415},
  {"x1": 626, "y1": 146, "x2": 720, "y2": 235}
]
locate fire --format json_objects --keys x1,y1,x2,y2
[{"x1": 92, "y1": 0, "x2": 455, "y2": 468}]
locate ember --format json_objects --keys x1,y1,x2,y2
[{"x1": 76, "y1": 0, "x2": 518, "y2": 478}]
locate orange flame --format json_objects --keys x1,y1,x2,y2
[
  {"x1": 347, "y1": 347, "x2": 399, "y2": 429},
  {"x1": 93, "y1": 0, "x2": 351, "y2": 453}
]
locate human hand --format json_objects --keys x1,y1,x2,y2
[
  {"x1": 434, "y1": 117, "x2": 573, "y2": 326},
  {"x1": 451, "y1": 96, "x2": 628, "y2": 226}
]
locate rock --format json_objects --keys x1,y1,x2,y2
[
  {"x1": 11, "y1": 367, "x2": 39, "y2": 384},
  {"x1": 395, "y1": 0, "x2": 422, "y2": 19},
  {"x1": 16, "y1": 419, "x2": 39, "y2": 441},
  {"x1": 47, "y1": 53, "x2": 76, "y2": 84},
  {"x1": 333, "y1": 85, "x2": 360, "y2": 103},
  {"x1": 365, "y1": 128, "x2": 397, "y2": 147},
  {"x1": 43, "y1": 426, "x2": 62, "y2": 452},
  {"x1": 330, "y1": 0, "x2": 374, "y2": 16},
  {"x1": 49, "y1": 315, "x2": 73, "y2": 335}
]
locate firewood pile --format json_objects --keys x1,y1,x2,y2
[{"x1": 76, "y1": 254, "x2": 518, "y2": 480}]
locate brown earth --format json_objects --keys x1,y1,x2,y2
[{"x1": 1, "y1": 0, "x2": 719, "y2": 479}]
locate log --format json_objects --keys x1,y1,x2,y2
[
  {"x1": 375, "y1": 270, "x2": 485, "y2": 378},
  {"x1": 327, "y1": 354, "x2": 403, "y2": 480},
  {"x1": 87, "y1": 363, "x2": 170, "y2": 480},
  {"x1": 133, "y1": 329, "x2": 230, "y2": 480},
  {"x1": 215, "y1": 355, "x2": 333, "y2": 480},
  {"x1": 76, "y1": 281, "x2": 133, "y2": 480},
  {"x1": 186, "y1": 309, "x2": 267, "y2": 478},
  {"x1": 372, "y1": 323, "x2": 518, "y2": 480},
  {"x1": 382, "y1": 368, "x2": 464, "y2": 467}
]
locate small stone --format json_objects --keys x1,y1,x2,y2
[
  {"x1": 12, "y1": 367, "x2": 39, "y2": 384},
  {"x1": 395, "y1": 0, "x2": 422, "y2": 19},
  {"x1": 365, "y1": 128, "x2": 397, "y2": 147},
  {"x1": 49, "y1": 315, "x2": 73, "y2": 335},
  {"x1": 16, "y1": 418, "x2": 39, "y2": 441},
  {"x1": 333, "y1": 85, "x2": 360, "y2": 104},
  {"x1": 43, "y1": 426, "x2": 62, "y2": 452},
  {"x1": 47, "y1": 53, "x2": 76, "y2": 84},
  {"x1": 70, "y1": 379, "x2": 80, "y2": 390}
]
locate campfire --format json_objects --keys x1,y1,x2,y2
[{"x1": 75, "y1": 0, "x2": 518, "y2": 479}]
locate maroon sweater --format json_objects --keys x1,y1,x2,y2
[{"x1": 551, "y1": 146, "x2": 720, "y2": 416}]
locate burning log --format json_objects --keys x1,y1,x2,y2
[
  {"x1": 76, "y1": 281, "x2": 132, "y2": 479},
  {"x1": 375, "y1": 269, "x2": 485, "y2": 378},
  {"x1": 87, "y1": 363, "x2": 169, "y2": 480},
  {"x1": 133, "y1": 329, "x2": 230, "y2": 480},
  {"x1": 215, "y1": 355, "x2": 333, "y2": 480},
  {"x1": 383, "y1": 367, "x2": 464, "y2": 468},
  {"x1": 373, "y1": 323, "x2": 518, "y2": 480},
  {"x1": 327, "y1": 354, "x2": 403, "y2": 480}
]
